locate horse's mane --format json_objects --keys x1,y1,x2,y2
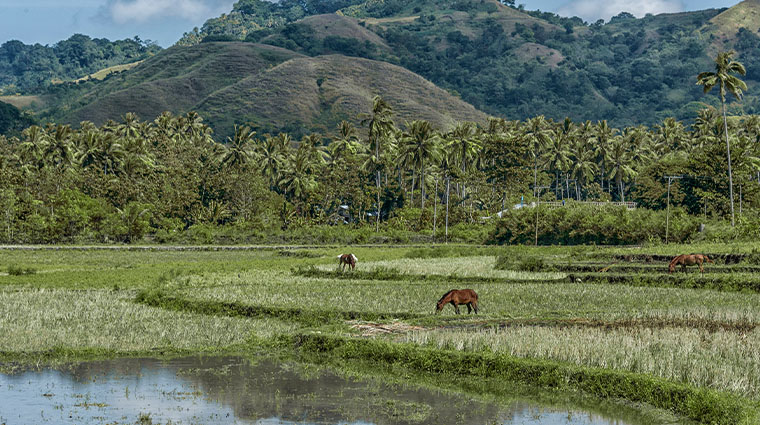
[
  {"x1": 669, "y1": 254, "x2": 684, "y2": 268},
  {"x1": 437, "y1": 289, "x2": 458, "y2": 303}
]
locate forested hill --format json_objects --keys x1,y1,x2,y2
[
  {"x1": 176, "y1": 0, "x2": 760, "y2": 127},
  {"x1": 0, "y1": 34, "x2": 162, "y2": 94},
  {"x1": 4, "y1": 0, "x2": 760, "y2": 135}
]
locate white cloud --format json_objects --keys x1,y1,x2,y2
[
  {"x1": 105, "y1": 0, "x2": 233, "y2": 24},
  {"x1": 557, "y1": 0, "x2": 685, "y2": 23}
]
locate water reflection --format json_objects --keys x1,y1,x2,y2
[{"x1": 0, "y1": 356, "x2": 641, "y2": 424}]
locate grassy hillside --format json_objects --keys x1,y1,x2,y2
[
  {"x1": 708, "y1": 0, "x2": 760, "y2": 47},
  {"x1": 13, "y1": 0, "x2": 760, "y2": 131},
  {"x1": 198, "y1": 54, "x2": 488, "y2": 136},
  {"x1": 168, "y1": 0, "x2": 760, "y2": 126},
  {"x1": 48, "y1": 43, "x2": 302, "y2": 130},
  {"x1": 41, "y1": 42, "x2": 486, "y2": 138}
]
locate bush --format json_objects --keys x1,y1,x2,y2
[
  {"x1": 7, "y1": 265, "x2": 36, "y2": 275},
  {"x1": 487, "y1": 205, "x2": 700, "y2": 245}
]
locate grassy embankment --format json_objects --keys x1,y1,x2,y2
[{"x1": 0, "y1": 243, "x2": 759, "y2": 424}]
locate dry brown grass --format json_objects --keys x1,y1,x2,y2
[{"x1": 0, "y1": 95, "x2": 44, "y2": 109}]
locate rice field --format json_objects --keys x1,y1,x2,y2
[
  {"x1": 1, "y1": 244, "x2": 759, "y2": 422},
  {"x1": 0, "y1": 288, "x2": 296, "y2": 357},
  {"x1": 405, "y1": 325, "x2": 760, "y2": 398},
  {"x1": 321, "y1": 255, "x2": 567, "y2": 280}
]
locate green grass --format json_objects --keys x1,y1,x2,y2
[{"x1": 1, "y1": 244, "x2": 760, "y2": 424}]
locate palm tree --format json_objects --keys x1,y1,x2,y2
[
  {"x1": 697, "y1": 50, "x2": 747, "y2": 226},
  {"x1": 569, "y1": 138, "x2": 598, "y2": 200},
  {"x1": 593, "y1": 120, "x2": 616, "y2": 193},
  {"x1": 608, "y1": 135, "x2": 637, "y2": 202},
  {"x1": 280, "y1": 150, "x2": 318, "y2": 216},
  {"x1": 359, "y1": 95, "x2": 395, "y2": 231},
  {"x1": 447, "y1": 122, "x2": 482, "y2": 201},
  {"x1": 523, "y1": 116, "x2": 551, "y2": 197},
  {"x1": 220, "y1": 125, "x2": 256, "y2": 171},
  {"x1": 257, "y1": 134, "x2": 286, "y2": 189},
  {"x1": 330, "y1": 121, "x2": 362, "y2": 163},
  {"x1": 399, "y1": 120, "x2": 442, "y2": 212},
  {"x1": 542, "y1": 128, "x2": 572, "y2": 199}
]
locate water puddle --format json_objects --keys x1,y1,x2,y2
[{"x1": 0, "y1": 356, "x2": 651, "y2": 424}]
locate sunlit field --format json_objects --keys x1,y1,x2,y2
[{"x1": 1, "y1": 243, "x2": 759, "y2": 423}]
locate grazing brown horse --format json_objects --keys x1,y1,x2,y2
[
  {"x1": 436, "y1": 289, "x2": 478, "y2": 315},
  {"x1": 337, "y1": 253, "x2": 357, "y2": 271},
  {"x1": 668, "y1": 254, "x2": 713, "y2": 274}
]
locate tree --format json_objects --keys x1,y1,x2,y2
[
  {"x1": 608, "y1": 135, "x2": 637, "y2": 202},
  {"x1": 359, "y1": 95, "x2": 395, "y2": 231},
  {"x1": 542, "y1": 127, "x2": 571, "y2": 199},
  {"x1": 447, "y1": 122, "x2": 482, "y2": 203},
  {"x1": 399, "y1": 120, "x2": 442, "y2": 212},
  {"x1": 569, "y1": 137, "x2": 598, "y2": 200},
  {"x1": 220, "y1": 125, "x2": 256, "y2": 171},
  {"x1": 523, "y1": 116, "x2": 551, "y2": 197},
  {"x1": 697, "y1": 50, "x2": 747, "y2": 226}
]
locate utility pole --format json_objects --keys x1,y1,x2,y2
[
  {"x1": 534, "y1": 185, "x2": 550, "y2": 246},
  {"x1": 664, "y1": 175, "x2": 682, "y2": 244}
]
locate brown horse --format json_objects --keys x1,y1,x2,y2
[
  {"x1": 668, "y1": 254, "x2": 713, "y2": 274},
  {"x1": 337, "y1": 253, "x2": 357, "y2": 271},
  {"x1": 436, "y1": 289, "x2": 478, "y2": 315}
]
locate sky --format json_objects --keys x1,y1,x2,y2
[{"x1": 0, "y1": 0, "x2": 742, "y2": 48}]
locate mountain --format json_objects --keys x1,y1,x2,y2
[
  {"x1": 167, "y1": 0, "x2": 760, "y2": 126},
  {"x1": 708, "y1": 0, "x2": 760, "y2": 47},
  {"x1": 37, "y1": 42, "x2": 486, "y2": 138},
  {"x1": 198, "y1": 54, "x2": 488, "y2": 135},
  {"x1": 7, "y1": 0, "x2": 760, "y2": 134}
]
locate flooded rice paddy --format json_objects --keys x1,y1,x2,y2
[{"x1": 0, "y1": 355, "x2": 652, "y2": 425}]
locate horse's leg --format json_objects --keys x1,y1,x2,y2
[
  {"x1": 453, "y1": 302, "x2": 460, "y2": 314},
  {"x1": 466, "y1": 303, "x2": 472, "y2": 314},
  {"x1": 473, "y1": 300, "x2": 478, "y2": 314}
]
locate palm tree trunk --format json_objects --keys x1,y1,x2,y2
[
  {"x1": 376, "y1": 170, "x2": 381, "y2": 232},
  {"x1": 421, "y1": 161, "x2": 425, "y2": 211},
  {"x1": 433, "y1": 176, "x2": 438, "y2": 238},
  {"x1": 617, "y1": 172, "x2": 623, "y2": 203},
  {"x1": 722, "y1": 100, "x2": 736, "y2": 226},
  {"x1": 410, "y1": 170, "x2": 416, "y2": 206},
  {"x1": 445, "y1": 175, "x2": 450, "y2": 243}
]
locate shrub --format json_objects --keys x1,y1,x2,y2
[
  {"x1": 7, "y1": 265, "x2": 36, "y2": 275},
  {"x1": 487, "y1": 205, "x2": 700, "y2": 245}
]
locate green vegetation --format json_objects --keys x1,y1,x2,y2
[
  {"x1": 3, "y1": 93, "x2": 760, "y2": 244},
  {"x1": 0, "y1": 101, "x2": 35, "y2": 137},
  {"x1": 163, "y1": 0, "x2": 760, "y2": 128},
  {"x1": 0, "y1": 34, "x2": 161, "y2": 94},
  {"x1": 1, "y1": 245, "x2": 759, "y2": 424}
]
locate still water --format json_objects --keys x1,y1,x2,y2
[{"x1": 0, "y1": 356, "x2": 644, "y2": 425}]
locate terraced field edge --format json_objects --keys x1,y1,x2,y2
[{"x1": 291, "y1": 333, "x2": 760, "y2": 425}]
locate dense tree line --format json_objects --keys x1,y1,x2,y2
[
  {"x1": 0, "y1": 35, "x2": 161, "y2": 94},
  {"x1": 0, "y1": 95, "x2": 758, "y2": 243}
]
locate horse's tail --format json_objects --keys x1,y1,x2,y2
[{"x1": 337, "y1": 255, "x2": 343, "y2": 260}]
